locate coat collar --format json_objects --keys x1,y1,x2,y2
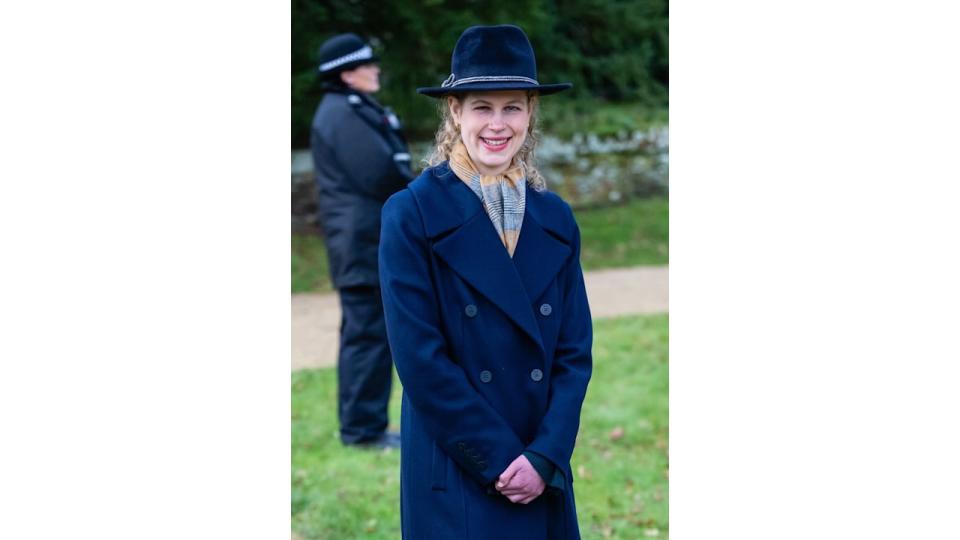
[{"x1": 409, "y1": 162, "x2": 572, "y2": 352}]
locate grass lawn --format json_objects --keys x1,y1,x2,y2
[
  {"x1": 292, "y1": 233, "x2": 332, "y2": 294},
  {"x1": 576, "y1": 198, "x2": 668, "y2": 272},
  {"x1": 291, "y1": 197, "x2": 668, "y2": 294},
  {"x1": 292, "y1": 313, "x2": 669, "y2": 539}
]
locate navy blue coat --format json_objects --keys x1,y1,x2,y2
[
  {"x1": 379, "y1": 162, "x2": 593, "y2": 539},
  {"x1": 310, "y1": 88, "x2": 413, "y2": 288}
]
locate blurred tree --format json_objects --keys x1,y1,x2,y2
[{"x1": 292, "y1": 0, "x2": 668, "y2": 146}]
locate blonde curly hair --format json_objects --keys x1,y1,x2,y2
[{"x1": 424, "y1": 91, "x2": 547, "y2": 192}]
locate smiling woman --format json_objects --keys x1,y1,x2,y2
[
  {"x1": 450, "y1": 92, "x2": 531, "y2": 175},
  {"x1": 379, "y1": 24, "x2": 592, "y2": 540},
  {"x1": 427, "y1": 90, "x2": 545, "y2": 190}
]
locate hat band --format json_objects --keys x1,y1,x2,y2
[
  {"x1": 319, "y1": 45, "x2": 373, "y2": 73},
  {"x1": 441, "y1": 74, "x2": 540, "y2": 88}
]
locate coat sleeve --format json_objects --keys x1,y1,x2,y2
[
  {"x1": 330, "y1": 107, "x2": 411, "y2": 201},
  {"x1": 525, "y1": 213, "x2": 593, "y2": 476},
  {"x1": 379, "y1": 190, "x2": 527, "y2": 487}
]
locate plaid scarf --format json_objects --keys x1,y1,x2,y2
[{"x1": 449, "y1": 140, "x2": 526, "y2": 257}]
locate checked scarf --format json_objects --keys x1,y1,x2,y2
[{"x1": 449, "y1": 140, "x2": 526, "y2": 258}]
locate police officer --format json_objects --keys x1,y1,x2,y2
[{"x1": 310, "y1": 33, "x2": 413, "y2": 449}]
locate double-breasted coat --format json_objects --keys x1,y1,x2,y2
[{"x1": 379, "y1": 161, "x2": 593, "y2": 539}]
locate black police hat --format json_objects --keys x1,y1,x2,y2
[
  {"x1": 417, "y1": 25, "x2": 572, "y2": 97},
  {"x1": 317, "y1": 33, "x2": 379, "y2": 75}
]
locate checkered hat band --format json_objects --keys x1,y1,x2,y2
[{"x1": 319, "y1": 45, "x2": 373, "y2": 72}]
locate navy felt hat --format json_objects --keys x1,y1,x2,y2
[
  {"x1": 317, "y1": 33, "x2": 379, "y2": 75},
  {"x1": 417, "y1": 25, "x2": 572, "y2": 97}
]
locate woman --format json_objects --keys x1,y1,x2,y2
[
  {"x1": 379, "y1": 25, "x2": 592, "y2": 539},
  {"x1": 310, "y1": 33, "x2": 413, "y2": 448}
]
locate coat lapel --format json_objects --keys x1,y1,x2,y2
[
  {"x1": 412, "y1": 164, "x2": 543, "y2": 352},
  {"x1": 512, "y1": 193, "x2": 573, "y2": 303},
  {"x1": 411, "y1": 163, "x2": 574, "y2": 353},
  {"x1": 433, "y1": 212, "x2": 544, "y2": 351}
]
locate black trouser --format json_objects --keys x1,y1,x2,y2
[{"x1": 337, "y1": 285, "x2": 393, "y2": 444}]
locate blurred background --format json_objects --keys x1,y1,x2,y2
[{"x1": 292, "y1": 1, "x2": 668, "y2": 538}]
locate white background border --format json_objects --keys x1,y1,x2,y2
[{"x1": 1, "y1": 0, "x2": 959, "y2": 538}]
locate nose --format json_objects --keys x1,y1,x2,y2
[{"x1": 488, "y1": 111, "x2": 506, "y2": 130}]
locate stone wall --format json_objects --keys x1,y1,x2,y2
[
  {"x1": 293, "y1": 127, "x2": 669, "y2": 233},
  {"x1": 291, "y1": 151, "x2": 320, "y2": 234}
]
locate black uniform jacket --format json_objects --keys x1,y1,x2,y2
[{"x1": 310, "y1": 88, "x2": 413, "y2": 288}]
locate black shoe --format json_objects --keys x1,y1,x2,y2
[{"x1": 347, "y1": 431, "x2": 401, "y2": 450}]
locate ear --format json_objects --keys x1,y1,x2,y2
[{"x1": 448, "y1": 96, "x2": 462, "y2": 123}]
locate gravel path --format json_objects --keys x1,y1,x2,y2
[{"x1": 292, "y1": 265, "x2": 668, "y2": 371}]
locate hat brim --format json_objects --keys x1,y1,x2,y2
[{"x1": 417, "y1": 81, "x2": 571, "y2": 97}]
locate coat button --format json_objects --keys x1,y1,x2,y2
[
  {"x1": 530, "y1": 368, "x2": 543, "y2": 382},
  {"x1": 479, "y1": 370, "x2": 492, "y2": 383},
  {"x1": 465, "y1": 304, "x2": 478, "y2": 318},
  {"x1": 539, "y1": 303, "x2": 552, "y2": 316}
]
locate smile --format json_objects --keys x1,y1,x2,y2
[{"x1": 480, "y1": 136, "x2": 511, "y2": 151}]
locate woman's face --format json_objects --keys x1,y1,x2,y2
[
  {"x1": 340, "y1": 63, "x2": 381, "y2": 94},
  {"x1": 449, "y1": 91, "x2": 531, "y2": 176}
]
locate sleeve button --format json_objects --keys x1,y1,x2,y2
[
  {"x1": 539, "y1": 303, "x2": 552, "y2": 316},
  {"x1": 530, "y1": 368, "x2": 543, "y2": 382},
  {"x1": 479, "y1": 370, "x2": 492, "y2": 383}
]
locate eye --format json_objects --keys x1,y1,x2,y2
[
  {"x1": 505, "y1": 105, "x2": 522, "y2": 112},
  {"x1": 473, "y1": 105, "x2": 490, "y2": 111}
]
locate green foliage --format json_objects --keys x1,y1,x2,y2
[
  {"x1": 292, "y1": 313, "x2": 669, "y2": 539},
  {"x1": 292, "y1": 0, "x2": 669, "y2": 144},
  {"x1": 290, "y1": 197, "x2": 669, "y2": 294},
  {"x1": 539, "y1": 100, "x2": 669, "y2": 139}
]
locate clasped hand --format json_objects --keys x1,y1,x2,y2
[{"x1": 495, "y1": 454, "x2": 545, "y2": 504}]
